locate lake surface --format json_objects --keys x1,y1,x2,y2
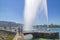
[{"x1": 50, "y1": 28, "x2": 60, "y2": 37}]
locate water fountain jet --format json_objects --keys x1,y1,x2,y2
[{"x1": 24, "y1": 0, "x2": 49, "y2": 31}]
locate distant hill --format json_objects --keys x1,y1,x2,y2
[
  {"x1": 33, "y1": 24, "x2": 60, "y2": 28},
  {"x1": 0, "y1": 21, "x2": 60, "y2": 28},
  {"x1": 0, "y1": 21, "x2": 23, "y2": 27}
]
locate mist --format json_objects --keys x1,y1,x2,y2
[{"x1": 24, "y1": 0, "x2": 48, "y2": 31}]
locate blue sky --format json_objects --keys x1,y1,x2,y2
[{"x1": 0, "y1": 0, "x2": 60, "y2": 24}]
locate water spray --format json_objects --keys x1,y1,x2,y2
[
  {"x1": 24, "y1": 0, "x2": 49, "y2": 31},
  {"x1": 24, "y1": 0, "x2": 42, "y2": 31}
]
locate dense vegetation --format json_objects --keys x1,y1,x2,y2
[
  {"x1": 49, "y1": 24, "x2": 60, "y2": 28},
  {"x1": 0, "y1": 30, "x2": 15, "y2": 40},
  {"x1": 34, "y1": 24, "x2": 60, "y2": 28}
]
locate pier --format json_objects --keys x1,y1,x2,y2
[{"x1": 23, "y1": 30, "x2": 59, "y2": 39}]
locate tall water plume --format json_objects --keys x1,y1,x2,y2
[{"x1": 24, "y1": 0, "x2": 49, "y2": 31}]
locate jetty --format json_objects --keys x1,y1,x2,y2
[{"x1": 23, "y1": 30, "x2": 59, "y2": 39}]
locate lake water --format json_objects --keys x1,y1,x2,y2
[{"x1": 50, "y1": 28, "x2": 60, "y2": 37}]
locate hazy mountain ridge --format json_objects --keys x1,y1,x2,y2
[
  {"x1": 0, "y1": 21, "x2": 23, "y2": 27},
  {"x1": 0, "y1": 21, "x2": 60, "y2": 28},
  {"x1": 34, "y1": 24, "x2": 60, "y2": 28}
]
